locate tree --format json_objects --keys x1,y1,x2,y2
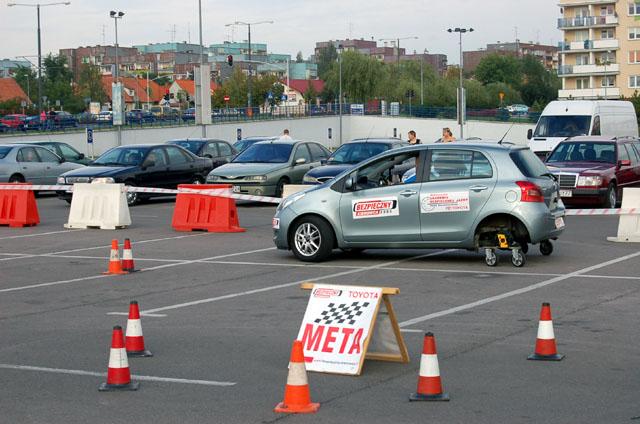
[
  {"x1": 77, "y1": 63, "x2": 106, "y2": 104},
  {"x1": 518, "y1": 55, "x2": 559, "y2": 107},
  {"x1": 13, "y1": 66, "x2": 37, "y2": 104},
  {"x1": 42, "y1": 54, "x2": 84, "y2": 112},
  {"x1": 316, "y1": 44, "x2": 338, "y2": 80},
  {"x1": 475, "y1": 53, "x2": 522, "y2": 87},
  {"x1": 296, "y1": 51, "x2": 304, "y2": 63},
  {"x1": 303, "y1": 81, "x2": 319, "y2": 104},
  {"x1": 323, "y1": 50, "x2": 386, "y2": 103}
]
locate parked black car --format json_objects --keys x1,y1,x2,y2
[
  {"x1": 47, "y1": 111, "x2": 78, "y2": 129},
  {"x1": 166, "y1": 138, "x2": 237, "y2": 168},
  {"x1": 57, "y1": 144, "x2": 214, "y2": 205},
  {"x1": 126, "y1": 109, "x2": 156, "y2": 124},
  {"x1": 22, "y1": 115, "x2": 43, "y2": 131},
  {"x1": 181, "y1": 108, "x2": 196, "y2": 121}
]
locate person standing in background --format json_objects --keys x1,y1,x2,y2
[
  {"x1": 280, "y1": 129, "x2": 292, "y2": 140},
  {"x1": 407, "y1": 130, "x2": 421, "y2": 144},
  {"x1": 442, "y1": 128, "x2": 456, "y2": 143}
]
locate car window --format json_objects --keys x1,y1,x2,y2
[
  {"x1": 165, "y1": 146, "x2": 192, "y2": 164},
  {"x1": 217, "y1": 142, "x2": 233, "y2": 157},
  {"x1": 591, "y1": 116, "x2": 601, "y2": 136},
  {"x1": 625, "y1": 143, "x2": 640, "y2": 166},
  {"x1": 632, "y1": 142, "x2": 640, "y2": 162},
  {"x1": 352, "y1": 151, "x2": 421, "y2": 191},
  {"x1": 36, "y1": 147, "x2": 60, "y2": 163},
  {"x1": 17, "y1": 147, "x2": 40, "y2": 162},
  {"x1": 329, "y1": 143, "x2": 390, "y2": 165},
  {"x1": 619, "y1": 144, "x2": 630, "y2": 163},
  {"x1": 308, "y1": 143, "x2": 329, "y2": 161},
  {"x1": 429, "y1": 150, "x2": 475, "y2": 181},
  {"x1": 204, "y1": 142, "x2": 219, "y2": 157},
  {"x1": 0, "y1": 147, "x2": 11, "y2": 159},
  {"x1": 146, "y1": 148, "x2": 168, "y2": 166},
  {"x1": 547, "y1": 142, "x2": 616, "y2": 163},
  {"x1": 59, "y1": 144, "x2": 81, "y2": 160},
  {"x1": 293, "y1": 144, "x2": 312, "y2": 163},
  {"x1": 38, "y1": 143, "x2": 57, "y2": 153},
  {"x1": 471, "y1": 152, "x2": 493, "y2": 178},
  {"x1": 510, "y1": 149, "x2": 548, "y2": 177},
  {"x1": 233, "y1": 144, "x2": 293, "y2": 163}
]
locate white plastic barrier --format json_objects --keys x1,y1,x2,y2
[
  {"x1": 281, "y1": 185, "x2": 308, "y2": 199},
  {"x1": 64, "y1": 182, "x2": 131, "y2": 230},
  {"x1": 607, "y1": 188, "x2": 640, "y2": 242}
]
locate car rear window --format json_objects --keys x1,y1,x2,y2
[
  {"x1": 169, "y1": 140, "x2": 203, "y2": 155},
  {"x1": 510, "y1": 149, "x2": 548, "y2": 178},
  {"x1": 0, "y1": 146, "x2": 11, "y2": 159}
]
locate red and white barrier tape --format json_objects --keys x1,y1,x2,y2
[
  {"x1": 0, "y1": 184, "x2": 282, "y2": 204},
  {"x1": 564, "y1": 208, "x2": 639, "y2": 216}
]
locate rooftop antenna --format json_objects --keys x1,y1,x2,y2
[
  {"x1": 348, "y1": 22, "x2": 354, "y2": 39},
  {"x1": 498, "y1": 121, "x2": 517, "y2": 144},
  {"x1": 188, "y1": 22, "x2": 191, "y2": 44},
  {"x1": 167, "y1": 25, "x2": 177, "y2": 42}
]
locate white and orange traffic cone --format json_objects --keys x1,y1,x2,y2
[
  {"x1": 126, "y1": 301, "x2": 153, "y2": 357},
  {"x1": 122, "y1": 238, "x2": 137, "y2": 273},
  {"x1": 103, "y1": 239, "x2": 128, "y2": 275},
  {"x1": 409, "y1": 332, "x2": 449, "y2": 401},
  {"x1": 274, "y1": 340, "x2": 320, "y2": 414},
  {"x1": 528, "y1": 302, "x2": 564, "y2": 361},
  {"x1": 98, "y1": 325, "x2": 139, "y2": 391}
]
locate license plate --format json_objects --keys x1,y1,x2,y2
[
  {"x1": 559, "y1": 190, "x2": 572, "y2": 197},
  {"x1": 272, "y1": 218, "x2": 280, "y2": 229},
  {"x1": 232, "y1": 185, "x2": 241, "y2": 193},
  {"x1": 555, "y1": 217, "x2": 565, "y2": 229}
]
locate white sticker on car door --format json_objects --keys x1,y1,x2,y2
[
  {"x1": 421, "y1": 191, "x2": 470, "y2": 213},
  {"x1": 352, "y1": 196, "x2": 399, "y2": 219}
]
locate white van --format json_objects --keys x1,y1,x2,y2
[{"x1": 527, "y1": 100, "x2": 638, "y2": 157}]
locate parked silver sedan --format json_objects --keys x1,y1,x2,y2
[
  {"x1": 273, "y1": 142, "x2": 566, "y2": 267},
  {"x1": 0, "y1": 144, "x2": 85, "y2": 185}
]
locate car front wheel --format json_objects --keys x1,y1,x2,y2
[
  {"x1": 603, "y1": 184, "x2": 617, "y2": 208},
  {"x1": 125, "y1": 182, "x2": 139, "y2": 206},
  {"x1": 291, "y1": 216, "x2": 335, "y2": 262}
]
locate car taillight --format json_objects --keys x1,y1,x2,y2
[{"x1": 516, "y1": 181, "x2": 544, "y2": 203}]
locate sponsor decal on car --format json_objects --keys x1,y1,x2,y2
[
  {"x1": 421, "y1": 191, "x2": 470, "y2": 213},
  {"x1": 351, "y1": 197, "x2": 399, "y2": 219}
]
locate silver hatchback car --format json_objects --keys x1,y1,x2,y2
[{"x1": 272, "y1": 142, "x2": 566, "y2": 267}]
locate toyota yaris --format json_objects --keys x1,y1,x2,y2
[{"x1": 272, "y1": 142, "x2": 565, "y2": 266}]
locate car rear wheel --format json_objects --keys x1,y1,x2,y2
[
  {"x1": 604, "y1": 184, "x2": 617, "y2": 208},
  {"x1": 275, "y1": 177, "x2": 289, "y2": 198},
  {"x1": 8, "y1": 174, "x2": 25, "y2": 183},
  {"x1": 291, "y1": 216, "x2": 335, "y2": 262}
]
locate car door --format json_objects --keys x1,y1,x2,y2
[
  {"x1": 138, "y1": 148, "x2": 170, "y2": 188},
  {"x1": 34, "y1": 147, "x2": 65, "y2": 184},
  {"x1": 15, "y1": 147, "x2": 45, "y2": 183},
  {"x1": 616, "y1": 143, "x2": 635, "y2": 191},
  {"x1": 339, "y1": 150, "x2": 423, "y2": 243},
  {"x1": 216, "y1": 141, "x2": 235, "y2": 165},
  {"x1": 308, "y1": 142, "x2": 330, "y2": 165},
  {"x1": 289, "y1": 144, "x2": 314, "y2": 183},
  {"x1": 420, "y1": 148, "x2": 497, "y2": 242},
  {"x1": 165, "y1": 146, "x2": 197, "y2": 186}
]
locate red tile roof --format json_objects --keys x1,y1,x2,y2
[
  {"x1": 0, "y1": 78, "x2": 31, "y2": 103},
  {"x1": 286, "y1": 79, "x2": 324, "y2": 95},
  {"x1": 101, "y1": 76, "x2": 165, "y2": 103},
  {"x1": 173, "y1": 79, "x2": 218, "y2": 96}
]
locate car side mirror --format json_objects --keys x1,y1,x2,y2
[
  {"x1": 78, "y1": 153, "x2": 85, "y2": 160},
  {"x1": 345, "y1": 177, "x2": 354, "y2": 191},
  {"x1": 320, "y1": 159, "x2": 327, "y2": 165},
  {"x1": 527, "y1": 129, "x2": 533, "y2": 140},
  {"x1": 204, "y1": 154, "x2": 213, "y2": 159},
  {"x1": 295, "y1": 158, "x2": 307, "y2": 165},
  {"x1": 618, "y1": 159, "x2": 631, "y2": 167},
  {"x1": 59, "y1": 157, "x2": 65, "y2": 163}
]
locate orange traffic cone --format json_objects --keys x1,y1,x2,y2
[
  {"x1": 528, "y1": 303, "x2": 564, "y2": 361},
  {"x1": 409, "y1": 332, "x2": 449, "y2": 401},
  {"x1": 98, "y1": 325, "x2": 139, "y2": 391},
  {"x1": 103, "y1": 239, "x2": 128, "y2": 275},
  {"x1": 274, "y1": 340, "x2": 320, "y2": 414},
  {"x1": 126, "y1": 301, "x2": 152, "y2": 357},
  {"x1": 122, "y1": 238, "x2": 137, "y2": 272}
]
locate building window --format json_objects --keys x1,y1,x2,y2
[
  {"x1": 576, "y1": 54, "x2": 590, "y2": 65},
  {"x1": 600, "y1": 5, "x2": 614, "y2": 16},
  {"x1": 577, "y1": 77, "x2": 590, "y2": 89},
  {"x1": 600, "y1": 52, "x2": 615, "y2": 63},
  {"x1": 602, "y1": 76, "x2": 615, "y2": 87},
  {"x1": 630, "y1": 2, "x2": 640, "y2": 15},
  {"x1": 574, "y1": 30, "x2": 589, "y2": 42},
  {"x1": 601, "y1": 29, "x2": 615, "y2": 39},
  {"x1": 630, "y1": 28, "x2": 640, "y2": 40},
  {"x1": 629, "y1": 75, "x2": 640, "y2": 88},
  {"x1": 630, "y1": 51, "x2": 640, "y2": 64}
]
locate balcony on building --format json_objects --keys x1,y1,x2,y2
[
  {"x1": 558, "y1": 39, "x2": 619, "y2": 52},
  {"x1": 558, "y1": 63, "x2": 619, "y2": 76},
  {"x1": 558, "y1": 87, "x2": 620, "y2": 99},
  {"x1": 557, "y1": 14, "x2": 618, "y2": 29}
]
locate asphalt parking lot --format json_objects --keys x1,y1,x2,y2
[{"x1": 1, "y1": 196, "x2": 639, "y2": 423}]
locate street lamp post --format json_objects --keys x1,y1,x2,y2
[
  {"x1": 379, "y1": 36, "x2": 418, "y2": 67},
  {"x1": 420, "y1": 48, "x2": 428, "y2": 105},
  {"x1": 7, "y1": 2, "x2": 71, "y2": 115},
  {"x1": 447, "y1": 27, "x2": 474, "y2": 140},
  {"x1": 338, "y1": 44, "x2": 343, "y2": 145},
  {"x1": 603, "y1": 49, "x2": 612, "y2": 100},
  {"x1": 110, "y1": 10, "x2": 124, "y2": 145},
  {"x1": 225, "y1": 20, "x2": 273, "y2": 110}
]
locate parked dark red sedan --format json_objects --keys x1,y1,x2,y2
[
  {"x1": 545, "y1": 136, "x2": 640, "y2": 208},
  {"x1": 0, "y1": 114, "x2": 27, "y2": 129}
]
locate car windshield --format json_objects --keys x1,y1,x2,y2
[
  {"x1": 234, "y1": 139, "x2": 263, "y2": 152},
  {"x1": 93, "y1": 147, "x2": 148, "y2": 166},
  {"x1": 0, "y1": 146, "x2": 12, "y2": 159},
  {"x1": 169, "y1": 140, "x2": 203, "y2": 155},
  {"x1": 327, "y1": 143, "x2": 390, "y2": 165},
  {"x1": 510, "y1": 149, "x2": 549, "y2": 178},
  {"x1": 533, "y1": 115, "x2": 591, "y2": 138},
  {"x1": 232, "y1": 143, "x2": 293, "y2": 163},
  {"x1": 547, "y1": 142, "x2": 617, "y2": 164}
]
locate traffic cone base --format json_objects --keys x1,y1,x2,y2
[
  {"x1": 409, "y1": 392, "x2": 450, "y2": 402},
  {"x1": 98, "y1": 381, "x2": 140, "y2": 391},
  {"x1": 527, "y1": 353, "x2": 565, "y2": 361},
  {"x1": 127, "y1": 349, "x2": 153, "y2": 358},
  {"x1": 274, "y1": 401, "x2": 320, "y2": 414}
]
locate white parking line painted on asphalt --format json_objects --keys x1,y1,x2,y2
[
  {"x1": 398, "y1": 250, "x2": 640, "y2": 328},
  {"x1": 0, "y1": 229, "x2": 84, "y2": 240},
  {"x1": 138, "y1": 250, "x2": 456, "y2": 315},
  {"x1": 0, "y1": 364, "x2": 236, "y2": 386}
]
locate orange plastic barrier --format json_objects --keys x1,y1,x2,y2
[
  {"x1": 172, "y1": 184, "x2": 245, "y2": 233},
  {"x1": 0, "y1": 183, "x2": 40, "y2": 227}
]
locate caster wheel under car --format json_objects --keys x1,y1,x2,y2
[
  {"x1": 511, "y1": 249, "x2": 526, "y2": 267},
  {"x1": 539, "y1": 240, "x2": 553, "y2": 256},
  {"x1": 485, "y1": 248, "x2": 498, "y2": 267}
]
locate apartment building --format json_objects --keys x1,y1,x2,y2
[{"x1": 556, "y1": 0, "x2": 640, "y2": 99}]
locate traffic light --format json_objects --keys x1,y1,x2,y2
[{"x1": 227, "y1": 55, "x2": 233, "y2": 66}]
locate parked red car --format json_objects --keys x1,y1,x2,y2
[
  {"x1": 0, "y1": 114, "x2": 27, "y2": 129},
  {"x1": 545, "y1": 136, "x2": 640, "y2": 208}
]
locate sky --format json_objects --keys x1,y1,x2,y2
[{"x1": 0, "y1": 0, "x2": 561, "y2": 65}]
